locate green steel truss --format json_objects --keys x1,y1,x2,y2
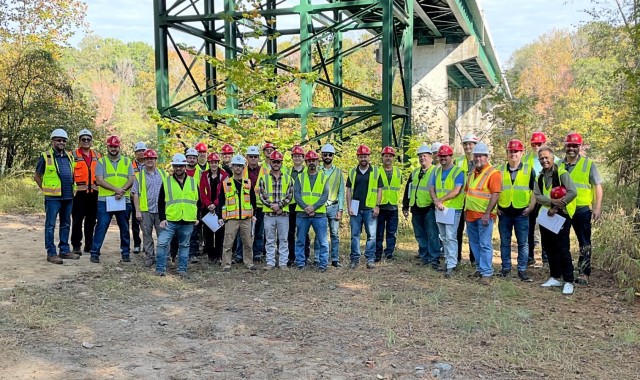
[{"x1": 153, "y1": 0, "x2": 414, "y2": 149}]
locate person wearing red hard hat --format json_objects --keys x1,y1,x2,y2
[
  {"x1": 496, "y1": 139, "x2": 537, "y2": 282},
  {"x1": 132, "y1": 149, "x2": 167, "y2": 268},
  {"x1": 195, "y1": 142, "x2": 210, "y2": 173},
  {"x1": 90, "y1": 135, "x2": 136, "y2": 264},
  {"x1": 316, "y1": 143, "x2": 345, "y2": 268},
  {"x1": 534, "y1": 146, "x2": 578, "y2": 295},
  {"x1": 375, "y1": 146, "x2": 403, "y2": 262},
  {"x1": 345, "y1": 144, "x2": 384, "y2": 269},
  {"x1": 258, "y1": 150, "x2": 295, "y2": 270},
  {"x1": 286, "y1": 145, "x2": 310, "y2": 266},
  {"x1": 293, "y1": 149, "x2": 330, "y2": 270},
  {"x1": 199, "y1": 152, "x2": 228, "y2": 265},
  {"x1": 560, "y1": 132, "x2": 603, "y2": 285},
  {"x1": 220, "y1": 143, "x2": 235, "y2": 175}
]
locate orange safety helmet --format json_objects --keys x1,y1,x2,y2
[
  {"x1": 356, "y1": 145, "x2": 371, "y2": 155},
  {"x1": 507, "y1": 139, "x2": 524, "y2": 151},
  {"x1": 437, "y1": 145, "x2": 454, "y2": 156},
  {"x1": 530, "y1": 132, "x2": 547, "y2": 144},
  {"x1": 381, "y1": 146, "x2": 396, "y2": 156},
  {"x1": 207, "y1": 152, "x2": 220, "y2": 162},
  {"x1": 291, "y1": 145, "x2": 305, "y2": 155},
  {"x1": 220, "y1": 144, "x2": 234, "y2": 154},
  {"x1": 143, "y1": 149, "x2": 158, "y2": 159},
  {"x1": 305, "y1": 150, "x2": 319, "y2": 161},
  {"x1": 106, "y1": 135, "x2": 121, "y2": 147},
  {"x1": 565, "y1": 133, "x2": 583, "y2": 145},
  {"x1": 269, "y1": 151, "x2": 284, "y2": 161},
  {"x1": 195, "y1": 142, "x2": 208, "y2": 153}
]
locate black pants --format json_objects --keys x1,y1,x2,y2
[
  {"x1": 571, "y1": 206, "x2": 592, "y2": 276},
  {"x1": 528, "y1": 205, "x2": 548, "y2": 262},
  {"x1": 203, "y1": 223, "x2": 224, "y2": 261},
  {"x1": 540, "y1": 212, "x2": 574, "y2": 282},
  {"x1": 457, "y1": 213, "x2": 475, "y2": 263},
  {"x1": 287, "y1": 205, "x2": 309, "y2": 264},
  {"x1": 130, "y1": 199, "x2": 142, "y2": 248},
  {"x1": 71, "y1": 190, "x2": 98, "y2": 252}
]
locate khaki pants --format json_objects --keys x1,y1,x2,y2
[{"x1": 222, "y1": 219, "x2": 253, "y2": 268}]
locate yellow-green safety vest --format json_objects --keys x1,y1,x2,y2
[
  {"x1": 98, "y1": 156, "x2": 132, "y2": 197},
  {"x1": 497, "y1": 163, "x2": 532, "y2": 209},
  {"x1": 40, "y1": 149, "x2": 75, "y2": 197},
  {"x1": 434, "y1": 165, "x2": 465, "y2": 210},
  {"x1": 137, "y1": 168, "x2": 167, "y2": 212},
  {"x1": 539, "y1": 167, "x2": 576, "y2": 217},
  {"x1": 455, "y1": 156, "x2": 470, "y2": 174},
  {"x1": 464, "y1": 165, "x2": 499, "y2": 213},
  {"x1": 163, "y1": 175, "x2": 198, "y2": 222},
  {"x1": 324, "y1": 166, "x2": 343, "y2": 203},
  {"x1": 408, "y1": 166, "x2": 435, "y2": 208},
  {"x1": 380, "y1": 167, "x2": 402, "y2": 206},
  {"x1": 348, "y1": 166, "x2": 380, "y2": 209},
  {"x1": 296, "y1": 170, "x2": 328, "y2": 213},
  {"x1": 262, "y1": 172, "x2": 293, "y2": 213},
  {"x1": 560, "y1": 156, "x2": 594, "y2": 207}
]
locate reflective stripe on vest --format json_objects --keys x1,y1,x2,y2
[
  {"x1": 380, "y1": 167, "x2": 402, "y2": 206},
  {"x1": 434, "y1": 165, "x2": 465, "y2": 210},
  {"x1": 497, "y1": 163, "x2": 532, "y2": 209},
  {"x1": 72, "y1": 149, "x2": 100, "y2": 192},
  {"x1": 325, "y1": 166, "x2": 343, "y2": 203},
  {"x1": 409, "y1": 166, "x2": 434, "y2": 207},
  {"x1": 222, "y1": 178, "x2": 253, "y2": 219},
  {"x1": 262, "y1": 172, "x2": 292, "y2": 213},
  {"x1": 348, "y1": 166, "x2": 380, "y2": 208},
  {"x1": 464, "y1": 166, "x2": 499, "y2": 213},
  {"x1": 138, "y1": 169, "x2": 167, "y2": 212},
  {"x1": 561, "y1": 157, "x2": 593, "y2": 207},
  {"x1": 539, "y1": 167, "x2": 576, "y2": 217},
  {"x1": 41, "y1": 149, "x2": 74, "y2": 197},
  {"x1": 98, "y1": 157, "x2": 132, "y2": 197},
  {"x1": 296, "y1": 170, "x2": 327, "y2": 213},
  {"x1": 163, "y1": 175, "x2": 198, "y2": 222}
]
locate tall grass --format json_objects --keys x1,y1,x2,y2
[{"x1": 0, "y1": 175, "x2": 43, "y2": 213}]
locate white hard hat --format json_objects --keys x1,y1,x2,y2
[
  {"x1": 134, "y1": 142, "x2": 147, "y2": 152},
  {"x1": 246, "y1": 146, "x2": 260, "y2": 155},
  {"x1": 50, "y1": 128, "x2": 68, "y2": 140},
  {"x1": 171, "y1": 153, "x2": 188, "y2": 165},
  {"x1": 231, "y1": 154, "x2": 247, "y2": 166},
  {"x1": 320, "y1": 143, "x2": 336, "y2": 154},
  {"x1": 461, "y1": 132, "x2": 479, "y2": 144},
  {"x1": 416, "y1": 143, "x2": 432, "y2": 155},
  {"x1": 185, "y1": 148, "x2": 198, "y2": 157},
  {"x1": 472, "y1": 142, "x2": 490, "y2": 155},
  {"x1": 78, "y1": 129, "x2": 92, "y2": 138},
  {"x1": 431, "y1": 142, "x2": 443, "y2": 153}
]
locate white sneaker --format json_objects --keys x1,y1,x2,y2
[
  {"x1": 541, "y1": 277, "x2": 563, "y2": 287},
  {"x1": 562, "y1": 282, "x2": 574, "y2": 295}
]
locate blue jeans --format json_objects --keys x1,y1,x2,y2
[
  {"x1": 498, "y1": 213, "x2": 529, "y2": 272},
  {"x1": 296, "y1": 214, "x2": 329, "y2": 269},
  {"x1": 412, "y1": 209, "x2": 440, "y2": 266},
  {"x1": 44, "y1": 199, "x2": 73, "y2": 256},
  {"x1": 375, "y1": 209, "x2": 399, "y2": 259},
  {"x1": 350, "y1": 209, "x2": 377, "y2": 263},
  {"x1": 437, "y1": 209, "x2": 462, "y2": 269},
  {"x1": 466, "y1": 218, "x2": 495, "y2": 277},
  {"x1": 91, "y1": 201, "x2": 131, "y2": 258},
  {"x1": 314, "y1": 203, "x2": 340, "y2": 263},
  {"x1": 156, "y1": 222, "x2": 193, "y2": 273}
]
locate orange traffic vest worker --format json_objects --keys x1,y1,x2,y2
[
  {"x1": 71, "y1": 131, "x2": 101, "y2": 255},
  {"x1": 217, "y1": 155, "x2": 258, "y2": 271},
  {"x1": 463, "y1": 143, "x2": 501, "y2": 282}
]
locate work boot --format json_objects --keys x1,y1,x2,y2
[
  {"x1": 47, "y1": 255, "x2": 63, "y2": 264},
  {"x1": 59, "y1": 252, "x2": 80, "y2": 260},
  {"x1": 518, "y1": 270, "x2": 533, "y2": 282},
  {"x1": 189, "y1": 256, "x2": 199, "y2": 264},
  {"x1": 72, "y1": 247, "x2": 82, "y2": 255},
  {"x1": 90, "y1": 256, "x2": 100, "y2": 264},
  {"x1": 121, "y1": 256, "x2": 131, "y2": 263},
  {"x1": 468, "y1": 271, "x2": 482, "y2": 279},
  {"x1": 366, "y1": 261, "x2": 376, "y2": 269},
  {"x1": 144, "y1": 258, "x2": 155, "y2": 268},
  {"x1": 133, "y1": 246, "x2": 141, "y2": 254},
  {"x1": 444, "y1": 268, "x2": 454, "y2": 278},
  {"x1": 349, "y1": 261, "x2": 358, "y2": 269},
  {"x1": 177, "y1": 271, "x2": 189, "y2": 279},
  {"x1": 527, "y1": 258, "x2": 536, "y2": 267},
  {"x1": 331, "y1": 261, "x2": 342, "y2": 268},
  {"x1": 478, "y1": 276, "x2": 492, "y2": 285},
  {"x1": 499, "y1": 268, "x2": 510, "y2": 278}
]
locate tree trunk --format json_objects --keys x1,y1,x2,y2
[
  {"x1": 634, "y1": 176, "x2": 640, "y2": 232},
  {"x1": 5, "y1": 143, "x2": 16, "y2": 172}
]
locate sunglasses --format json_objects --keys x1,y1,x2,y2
[
  {"x1": 322, "y1": 153, "x2": 333, "y2": 157},
  {"x1": 247, "y1": 155, "x2": 259, "y2": 159},
  {"x1": 566, "y1": 144, "x2": 580, "y2": 149},
  {"x1": 80, "y1": 137, "x2": 92, "y2": 142},
  {"x1": 53, "y1": 139, "x2": 67, "y2": 143},
  {"x1": 531, "y1": 143, "x2": 542, "y2": 147},
  {"x1": 271, "y1": 160, "x2": 282, "y2": 164}
]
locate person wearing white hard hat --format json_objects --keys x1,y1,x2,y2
[
  {"x1": 70, "y1": 129, "x2": 101, "y2": 257},
  {"x1": 431, "y1": 142, "x2": 443, "y2": 167},
  {"x1": 455, "y1": 132, "x2": 479, "y2": 265},
  {"x1": 154, "y1": 153, "x2": 200, "y2": 277},
  {"x1": 464, "y1": 142, "x2": 501, "y2": 285},
  {"x1": 315, "y1": 143, "x2": 345, "y2": 267},
  {"x1": 402, "y1": 143, "x2": 440, "y2": 269},
  {"x1": 90, "y1": 135, "x2": 135, "y2": 264},
  {"x1": 130, "y1": 141, "x2": 148, "y2": 254},
  {"x1": 34, "y1": 128, "x2": 77, "y2": 264},
  {"x1": 217, "y1": 154, "x2": 258, "y2": 271}
]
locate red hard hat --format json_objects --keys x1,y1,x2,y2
[
  {"x1": 291, "y1": 145, "x2": 305, "y2": 155},
  {"x1": 207, "y1": 152, "x2": 220, "y2": 162},
  {"x1": 381, "y1": 146, "x2": 396, "y2": 156},
  {"x1": 437, "y1": 145, "x2": 454, "y2": 156},
  {"x1": 550, "y1": 186, "x2": 568, "y2": 199},
  {"x1": 305, "y1": 150, "x2": 319, "y2": 161},
  {"x1": 269, "y1": 151, "x2": 284, "y2": 161},
  {"x1": 507, "y1": 139, "x2": 524, "y2": 151},
  {"x1": 106, "y1": 135, "x2": 121, "y2": 147},
  {"x1": 263, "y1": 142, "x2": 277, "y2": 150},
  {"x1": 565, "y1": 133, "x2": 583, "y2": 145},
  {"x1": 356, "y1": 145, "x2": 371, "y2": 155},
  {"x1": 195, "y1": 142, "x2": 208, "y2": 153},
  {"x1": 220, "y1": 144, "x2": 234, "y2": 154},
  {"x1": 530, "y1": 132, "x2": 547, "y2": 144},
  {"x1": 143, "y1": 149, "x2": 158, "y2": 159}
]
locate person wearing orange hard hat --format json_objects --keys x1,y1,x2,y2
[
  {"x1": 258, "y1": 150, "x2": 294, "y2": 270},
  {"x1": 199, "y1": 152, "x2": 228, "y2": 264},
  {"x1": 345, "y1": 144, "x2": 383, "y2": 269},
  {"x1": 132, "y1": 149, "x2": 167, "y2": 268},
  {"x1": 534, "y1": 146, "x2": 578, "y2": 295},
  {"x1": 375, "y1": 146, "x2": 403, "y2": 262},
  {"x1": 560, "y1": 132, "x2": 603, "y2": 285},
  {"x1": 496, "y1": 139, "x2": 536, "y2": 282},
  {"x1": 90, "y1": 135, "x2": 135, "y2": 264},
  {"x1": 286, "y1": 145, "x2": 310, "y2": 266}
]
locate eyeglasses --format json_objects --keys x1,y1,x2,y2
[
  {"x1": 80, "y1": 137, "x2": 92, "y2": 142},
  {"x1": 322, "y1": 153, "x2": 333, "y2": 157},
  {"x1": 53, "y1": 139, "x2": 67, "y2": 143},
  {"x1": 247, "y1": 155, "x2": 259, "y2": 159}
]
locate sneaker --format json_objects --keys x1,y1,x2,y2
[
  {"x1": 444, "y1": 268, "x2": 454, "y2": 278},
  {"x1": 499, "y1": 268, "x2": 510, "y2": 278},
  {"x1": 223, "y1": 266, "x2": 231, "y2": 272},
  {"x1": 479, "y1": 276, "x2": 492, "y2": 285},
  {"x1": 385, "y1": 255, "x2": 394, "y2": 260},
  {"x1": 59, "y1": 252, "x2": 80, "y2": 260},
  {"x1": 349, "y1": 261, "x2": 358, "y2": 269},
  {"x1": 263, "y1": 265, "x2": 275, "y2": 271},
  {"x1": 575, "y1": 275, "x2": 589, "y2": 285},
  {"x1": 154, "y1": 271, "x2": 166, "y2": 277},
  {"x1": 541, "y1": 277, "x2": 563, "y2": 287},
  {"x1": 72, "y1": 247, "x2": 82, "y2": 255},
  {"x1": 47, "y1": 255, "x2": 63, "y2": 264},
  {"x1": 144, "y1": 258, "x2": 155, "y2": 268},
  {"x1": 312, "y1": 261, "x2": 319, "y2": 268},
  {"x1": 90, "y1": 256, "x2": 100, "y2": 264},
  {"x1": 319, "y1": 268, "x2": 327, "y2": 273},
  {"x1": 518, "y1": 271, "x2": 533, "y2": 282},
  {"x1": 121, "y1": 256, "x2": 131, "y2": 263},
  {"x1": 562, "y1": 282, "x2": 574, "y2": 295},
  {"x1": 189, "y1": 256, "x2": 199, "y2": 264},
  {"x1": 247, "y1": 265, "x2": 257, "y2": 271},
  {"x1": 133, "y1": 246, "x2": 141, "y2": 254},
  {"x1": 366, "y1": 262, "x2": 376, "y2": 269},
  {"x1": 331, "y1": 261, "x2": 342, "y2": 268}
]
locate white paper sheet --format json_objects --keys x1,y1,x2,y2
[
  {"x1": 350, "y1": 200, "x2": 360, "y2": 215},
  {"x1": 202, "y1": 212, "x2": 222, "y2": 232},
  {"x1": 536, "y1": 207, "x2": 566, "y2": 234},
  {"x1": 435, "y1": 207, "x2": 455, "y2": 225},
  {"x1": 106, "y1": 196, "x2": 126, "y2": 212}
]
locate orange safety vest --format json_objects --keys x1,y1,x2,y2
[
  {"x1": 222, "y1": 177, "x2": 253, "y2": 220},
  {"x1": 464, "y1": 165, "x2": 499, "y2": 214},
  {"x1": 72, "y1": 149, "x2": 101, "y2": 192}
]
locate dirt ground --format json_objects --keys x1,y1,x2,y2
[{"x1": 1, "y1": 213, "x2": 640, "y2": 380}]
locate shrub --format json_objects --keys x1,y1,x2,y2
[{"x1": 0, "y1": 175, "x2": 43, "y2": 213}]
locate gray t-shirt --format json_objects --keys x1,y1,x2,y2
[
  {"x1": 96, "y1": 156, "x2": 135, "y2": 203},
  {"x1": 561, "y1": 156, "x2": 603, "y2": 185}
]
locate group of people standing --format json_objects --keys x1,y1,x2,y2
[{"x1": 36, "y1": 128, "x2": 602, "y2": 293}]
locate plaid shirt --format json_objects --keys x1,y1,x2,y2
[{"x1": 259, "y1": 172, "x2": 294, "y2": 216}]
